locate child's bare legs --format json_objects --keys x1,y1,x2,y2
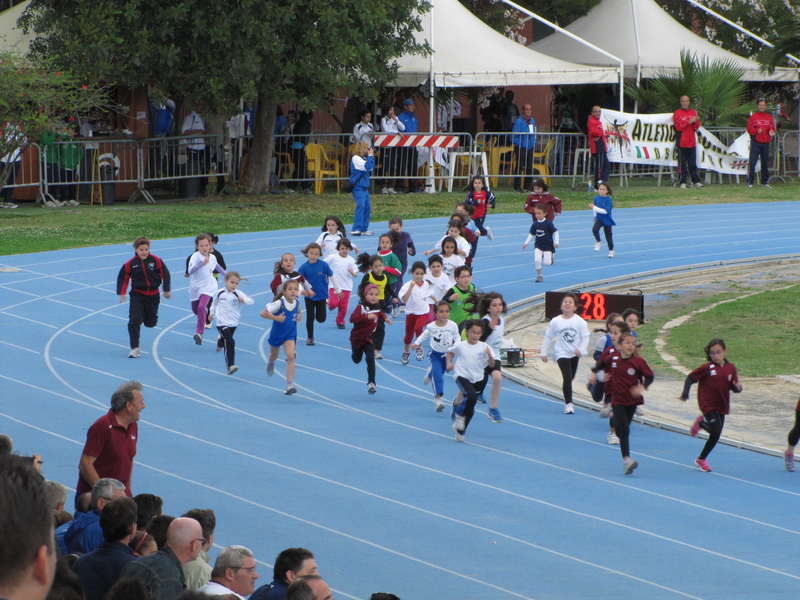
[
  {"x1": 284, "y1": 340, "x2": 296, "y2": 383},
  {"x1": 488, "y1": 370, "x2": 502, "y2": 410}
]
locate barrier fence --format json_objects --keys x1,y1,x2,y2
[{"x1": 1, "y1": 128, "x2": 796, "y2": 204}]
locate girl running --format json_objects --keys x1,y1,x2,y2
[
  {"x1": 425, "y1": 220, "x2": 471, "y2": 258},
  {"x1": 262, "y1": 279, "x2": 302, "y2": 395},
  {"x1": 590, "y1": 181, "x2": 616, "y2": 258},
  {"x1": 388, "y1": 217, "x2": 416, "y2": 301},
  {"x1": 399, "y1": 261, "x2": 436, "y2": 364},
  {"x1": 595, "y1": 332, "x2": 654, "y2": 475},
  {"x1": 316, "y1": 215, "x2": 358, "y2": 261},
  {"x1": 270, "y1": 253, "x2": 311, "y2": 297},
  {"x1": 589, "y1": 320, "x2": 630, "y2": 445},
  {"x1": 297, "y1": 243, "x2": 342, "y2": 346},
  {"x1": 210, "y1": 271, "x2": 254, "y2": 375},
  {"x1": 522, "y1": 203, "x2": 559, "y2": 283},
  {"x1": 350, "y1": 283, "x2": 392, "y2": 394},
  {"x1": 436, "y1": 237, "x2": 465, "y2": 288},
  {"x1": 452, "y1": 207, "x2": 479, "y2": 265},
  {"x1": 426, "y1": 255, "x2": 452, "y2": 310},
  {"x1": 356, "y1": 253, "x2": 397, "y2": 360},
  {"x1": 377, "y1": 231, "x2": 403, "y2": 317},
  {"x1": 541, "y1": 292, "x2": 590, "y2": 414},
  {"x1": 187, "y1": 233, "x2": 226, "y2": 345},
  {"x1": 679, "y1": 338, "x2": 743, "y2": 472},
  {"x1": 476, "y1": 292, "x2": 507, "y2": 423},
  {"x1": 326, "y1": 239, "x2": 359, "y2": 329},
  {"x1": 412, "y1": 301, "x2": 460, "y2": 412},
  {"x1": 184, "y1": 233, "x2": 226, "y2": 329},
  {"x1": 464, "y1": 175, "x2": 496, "y2": 240},
  {"x1": 446, "y1": 265, "x2": 476, "y2": 332},
  {"x1": 524, "y1": 178, "x2": 562, "y2": 222},
  {"x1": 785, "y1": 398, "x2": 800, "y2": 472}
]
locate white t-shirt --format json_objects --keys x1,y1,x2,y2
[
  {"x1": 188, "y1": 251, "x2": 220, "y2": 301},
  {"x1": 440, "y1": 253, "x2": 466, "y2": 287},
  {"x1": 426, "y1": 271, "x2": 451, "y2": 303},
  {"x1": 482, "y1": 315, "x2": 505, "y2": 360},
  {"x1": 265, "y1": 297, "x2": 298, "y2": 314},
  {"x1": 398, "y1": 280, "x2": 435, "y2": 315},
  {"x1": 415, "y1": 320, "x2": 460, "y2": 353},
  {"x1": 325, "y1": 254, "x2": 358, "y2": 292},
  {"x1": 210, "y1": 288, "x2": 254, "y2": 327},
  {"x1": 433, "y1": 234, "x2": 470, "y2": 257},
  {"x1": 541, "y1": 314, "x2": 590, "y2": 360},
  {"x1": 449, "y1": 340, "x2": 490, "y2": 383},
  {"x1": 316, "y1": 231, "x2": 347, "y2": 261}
]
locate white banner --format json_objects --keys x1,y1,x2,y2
[{"x1": 600, "y1": 110, "x2": 751, "y2": 176}]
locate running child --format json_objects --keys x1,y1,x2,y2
[
  {"x1": 594, "y1": 331, "x2": 654, "y2": 475},
  {"x1": 524, "y1": 178, "x2": 562, "y2": 222},
  {"x1": 679, "y1": 338, "x2": 742, "y2": 472},
  {"x1": 326, "y1": 239, "x2": 359, "y2": 329},
  {"x1": 424, "y1": 220, "x2": 471, "y2": 258},
  {"x1": 377, "y1": 231, "x2": 403, "y2": 317},
  {"x1": 464, "y1": 175, "x2": 496, "y2": 240},
  {"x1": 426, "y1": 255, "x2": 452, "y2": 313},
  {"x1": 447, "y1": 319, "x2": 495, "y2": 442},
  {"x1": 210, "y1": 271, "x2": 254, "y2": 375},
  {"x1": 588, "y1": 312, "x2": 623, "y2": 414},
  {"x1": 475, "y1": 292, "x2": 507, "y2": 423},
  {"x1": 541, "y1": 292, "x2": 590, "y2": 414},
  {"x1": 116, "y1": 237, "x2": 172, "y2": 358},
  {"x1": 297, "y1": 242, "x2": 342, "y2": 346},
  {"x1": 785, "y1": 398, "x2": 800, "y2": 472},
  {"x1": 452, "y1": 207, "x2": 480, "y2": 265},
  {"x1": 446, "y1": 265, "x2": 476, "y2": 332},
  {"x1": 187, "y1": 233, "x2": 226, "y2": 345},
  {"x1": 412, "y1": 301, "x2": 460, "y2": 412},
  {"x1": 590, "y1": 181, "x2": 616, "y2": 258},
  {"x1": 388, "y1": 216, "x2": 416, "y2": 302},
  {"x1": 522, "y1": 203, "x2": 559, "y2": 283},
  {"x1": 588, "y1": 320, "x2": 630, "y2": 444},
  {"x1": 261, "y1": 279, "x2": 302, "y2": 395},
  {"x1": 350, "y1": 283, "x2": 392, "y2": 394},
  {"x1": 399, "y1": 261, "x2": 436, "y2": 364},
  {"x1": 356, "y1": 253, "x2": 397, "y2": 359},
  {"x1": 316, "y1": 215, "x2": 359, "y2": 261},
  {"x1": 436, "y1": 237, "x2": 465, "y2": 287},
  {"x1": 270, "y1": 253, "x2": 311, "y2": 297},
  {"x1": 184, "y1": 233, "x2": 226, "y2": 329}
]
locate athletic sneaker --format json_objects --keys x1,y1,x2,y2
[
  {"x1": 694, "y1": 182, "x2": 704, "y2": 188},
  {"x1": 680, "y1": 183, "x2": 687, "y2": 189},
  {"x1": 454, "y1": 430, "x2": 465, "y2": 442},
  {"x1": 391, "y1": 306, "x2": 399, "y2": 318},
  {"x1": 128, "y1": 348, "x2": 140, "y2": 358},
  {"x1": 401, "y1": 351, "x2": 410, "y2": 365},
  {"x1": 285, "y1": 383, "x2": 297, "y2": 395},
  {"x1": 216, "y1": 336, "x2": 223, "y2": 352},
  {"x1": 486, "y1": 227, "x2": 493, "y2": 241},
  {"x1": 266, "y1": 360, "x2": 275, "y2": 377},
  {"x1": 623, "y1": 459, "x2": 639, "y2": 475},
  {"x1": 422, "y1": 366, "x2": 432, "y2": 385},
  {"x1": 564, "y1": 402, "x2": 575, "y2": 414},
  {"x1": 205, "y1": 321, "x2": 212, "y2": 329},
  {"x1": 362, "y1": 231, "x2": 374, "y2": 236},
  {"x1": 607, "y1": 431, "x2": 620, "y2": 445},
  {"x1": 351, "y1": 230, "x2": 362, "y2": 236},
  {"x1": 193, "y1": 333, "x2": 203, "y2": 345},
  {"x1": 374, "y1": 350, "x2": 383, "y2": 359},
  {"x1": 762, "y1": 184, "x2": 771, "y2": 189},
  {"x1": 399, "y1": 306, "x2": 405, "y2": 313},
  {"x1": 599, "y1": 402, "x2": 612, "y2": 418},
  {"x1": 435, "y1": 400, "x2": 444, "y2": 412},
  {"x1": 453, "y1": 415, "x2": 466, "y2": 436},
  {"x1": 306, "y1": 338, "x2": 315, "y2": 346},
  {"x1": 416, "y1": 347, "x2": 424, "y2": 361},
  {"x1": 747, "y1": 184, "x2": 753, "y2": 188},
  {"x1": 367, "y1": 382, "x2": 377, "y2": 394},
  {"x1": 690, "y1": 415, "x2": 704, "y2": 437},
  {"x1": 476, "y1": 394, "x2": 487, "y2": 404},
  {"x1": 2, "y1": 201, "x2": 19, "y2": 208},
  {"x1": 785, "y1": 452, "x2": 795, "y2": 472},
  {"x1": 487, "y1": 407, "x2": 502, "y2": 423},
  {"x1": 608, "y1": 250, "x2": 615, "y2": 258},
  {"x1": 66, "y1": 200, "x2": 80, "y2": 206},
  {"x1": 227, "y1": 365, "x2": 239, "y2": 375},
  {"x1": 337, "y1": 323, "x2": 346, "y2": 329},
  {"x1": 695, "y1": 457, "x2": 712, "y2": 472},
  {"x1": 594, "y1": 241, "x2": 602, "y2": 252},
  {"x1": 535, "y1": 275, "x2": 543, "y2": 283}
]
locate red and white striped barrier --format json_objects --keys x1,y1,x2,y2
[{"x1": 373, "y1": 134, "x2": 459, "y2": 148}]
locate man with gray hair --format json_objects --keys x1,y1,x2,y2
[
  {"x1": 197, "y1": 545, "x2": 259, "y2": 599},
  {"x1": 77, "y1": 381, "x2": 146, "y2": 497},
  {"x1": 64, "y1": 478, "x2": 126, "y2": 554},
  {"x1": 44, "y1": 481, "x2": 69, "y2": 513}
]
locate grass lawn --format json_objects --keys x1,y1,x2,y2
[{"x1": 1, "y1": 178, "x2": 797, "y2": 256}]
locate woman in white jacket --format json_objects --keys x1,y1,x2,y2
[{"x1": 379, "y1": 105, "x2": 405, "y2": 194}]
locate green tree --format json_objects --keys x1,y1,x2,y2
[
  {"x1": 625, "y1": 50, "x2": 755, "y2": 126},
  {"x1": 20, "y1": 0, "x2": 428, "y2": 195}
]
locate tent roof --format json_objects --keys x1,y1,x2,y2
[
  {"x1": 0, "y1": 1, "x2": 33, "y2": 55},
  {"x1": 529, "y1": 0, "x2": 797, "y2": 82},
  {"x1": 394, "y1": 0, "x2": 619, "y2": 87}
]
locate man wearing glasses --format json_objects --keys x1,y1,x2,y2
[
  {"x1": 119, "y1": 517, "x2": 203, "y2": 600},
  {"x1": 198, "y1": 546, "x2": 260, "y2": 599}
]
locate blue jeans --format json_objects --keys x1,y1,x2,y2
[
  {"x1": 747, "y1": 140, "x2": 770, "y2": 185},
  {"x1": 428, "y1": 350, "x2": 447, "y2": 397},
  {"x1": 352, "y1": 186, "x2": 371, "y2": 232}
]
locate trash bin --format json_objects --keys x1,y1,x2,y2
[
  {"x1": 100, "y1": 164, "x2": 116, "y2": 205},
  {"x1": 179, "y1": 149, "x2": 203, "y2": 199}
]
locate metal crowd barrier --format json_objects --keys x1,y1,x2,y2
[{"x1": 0, "y1": 143, "x2": 44, "y2": 206}]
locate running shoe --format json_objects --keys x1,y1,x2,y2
[
  {"x1": 690, "y1": 415, "x2": 704, "y2": 437},
  {"x1": 391, "y1": 306, "x2": 399, "y2": 318},
  {"x1": 422, "y1": 366, "x2": 432, "y2": 385},
  {"x1": 486, "y1": 227, "x2": 493, "y2": 241},
  {"x1": 435, "y1": 400, "x2": 444, "y2": 412},
  {"x1": 367, "y1": 382, "x2": 377, "y2": 394},
  {"x1": 599, "y1": 402, "x2": 612, "y2": 418},
  {"x1": 695, "y1": 457, "x2": 712, "y2": 472},
  {"x1": 453, "y1": 415, "x2": 466, "y2": 437},
  {"x1": 454, "y1": 430, "x2": 465, "y2": 442},
  {"x1": 351, "y1": 230, "x2": 362, "y2": 236},
  {"x1": 227, "y1": 365, "x2": 239, "y2": 375},
  {"x1": 399, "y1": 306, "x2": 405, "y2": 313},
  {"x1": 266, "y1": 360, "x2": 275, "y2": 377},
  {"x1": 608, "y1": 250, "x2": 615, "y2": 258},
  {"x1": 128, "y1": 348, "x2": 140, "y2": 358},
  {"x1": 535, "y1": 275, "x2": 543, "y2": 283},
  {"x1": 607, "y1": 431, "x2": 620, "y2": 445},
  {"x1": 564, "y1": 402, "x2": 575, "y2": 414},
  {"x1": 2, "y1": 201, "x2": 19, "y2": 209},
  {"x1": 362, "y1": 231, "x2": 374, "y2": 236},
  {"x1": 476, "y1": 394, "x2": 487, "y2": 404},
  {"x1": 193, "y1": 333, "x2": 203, "y2": 345},
  {"x1": 374, "y1": 350, "x2": 383, "y2": 359},
  {"x1": 216, "y1": 336, "x2": 223, "y2": 352},
  {"x1": 487, "y1": 407, "x2": 502, "y2": 423},
  {"x1": 594, "y1": 241, "x2": 602, "y2": 252},
  {"x1": 337, "y1": 323, "x2": 346, "y2": 329},
  {"x1": 285, "y1": 383, "x2": 297, "y2": 395},
  {"x1": 694, "y1": 182, "x2": 704, "y2": 188},
  {"x1": 623, "y1": 459, "x2": 639, "y2": 475},
  {"x1": 205, "y1": 321, "x2": 212, "y2": 329},
  {"x1": 785, "y1": 452, "x2": 795, "y2": 472},
  {"x1": 306, "y1": 338, "x2": 315, "y2": 346},
  {"x1": 416, "y1": 347, "x2": 424, "y2": 361},
  {"x1": 762, "y1": 184, "x2": 771, "y2": 189},
  {"x1": 680, "y1": 183, "x2": 687, "y2": 189},
  {"x1": 401, "y1": 351, "x2": 410, "y2": 365}
]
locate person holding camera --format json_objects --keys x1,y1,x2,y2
[{"x1": 349, "y1": 142, "x2": 375, "y2": 236}]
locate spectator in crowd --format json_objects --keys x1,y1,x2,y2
[
  {"x1": 64, "y1": 478, "x2": 126, "y2": 555},
  {"x1": 511, "y1": 104, "x2": 536, "y2": 193},
  {"x1": 77, "y1": 380, "x2": 145, "y2": 498},
  {"x1": 146, "y1": 515, "x2": 176, "y2": 551},
  {"x1": 119, "y1": 517, "x2": 203, "y2": 600},
  {"x1": 55, "y1": 491, "x2": 91, "y2": 554},
  {"x1": 673, "y1": 95, "x2": 703, "y2": 189},
  {"x1": 503, "y1": 90, "x2": 519, "y2": 134},
  {"x1": 46, "y1": 556, "x2": 83, "y2": 600},
  {"x1": 181, "y1": 104, "x2": 208, "y2": 173},
  {"x1": 746, "y1": 98, "x2": 776, "y2": 188},
  {"x1": 72, "y1": 497, "x2": 138, "y2": 600},
  {"x1": 45, "y1": 480, "x2": 69, "y2": 514},
  {"x1": 588, "y1": 106, "x2": 609, "y2": 187},
  {"x1": 480, "y1": 88, "x2": 505, "y2": 132},
  {"x1": 380, "y1": 105, "x2": 405, "y2": 195},
  {"x1": 197, "y1": 546, "x2": 259, "y2": 599},
  {"x1": 251, "y1": 548, "x2": 317, "y2": 600},
  {"x1": 397, "y1": 99, "x2": 419, "y2": 194},
  {"x1": 0, "y1": 433, "x2": 12, "y2": 455},
  {"x1": 129, "y1": 530, "x2": 158, "y2": 558},
  {"x1": 182, "y1": 509, "x2": 216, "y2": 590},
  {"x1": 286, "y1": 575, "x2": 332, "y2": 600},
  {"x1": 134, "y1": 493, "x2": 164, "y2": 531},
  {"x1": 601, "y1": 86, "x2": 617, "y2": 110},
  {"x1": 0, "y1": 455, "x2": 57, "y2": 600}
]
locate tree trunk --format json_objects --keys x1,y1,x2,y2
[{"x1": 245, "y1": 91, "x2": 278, "y2": 195}]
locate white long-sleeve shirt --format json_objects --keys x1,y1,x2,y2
[
  {"x1": 414, "y1": 320, "x2": 460, "y2": 353},
  {"x1": 381, "y1": 116, "x2": 406, "y2": 134},
  {"x1": 541, "y1": 314, "x2": 590, "y2": 360}
]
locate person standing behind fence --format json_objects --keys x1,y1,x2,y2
[
  {"x1": 292, "y1": 111, "x2": 313, "y2": 193},
  {"x1": 587, "y1": 106, "x2": 609, "y2": 188},
  {"x1": 511, "y1": 104, "x2": 536, "y2": 193},
  {"x1": 673, "y1": 96, "x2": 703, "y2": 189},
  {"x1": 380, "y1": 106, "x2": 405, "y2": 195},
  {"x1": 746, "y1": 99, "x2": 776, "y2": 189},
  {"x1": 57, "y1": 123, "x2": 84, "y2": 206},
  {"x1": 181, "y1": 105, "x2": 207, "y2": 174},
  {"x1": 349, "y1": 142, "x2": 375, "y2": 236},
  {"x1": 397, "y1": 98, "x2": 419, "y2": 193}
]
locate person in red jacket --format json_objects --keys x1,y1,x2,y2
[
  {"x1": 117, "y1": 238, "x2": 171, "y2": 358},
  {"x1": 673, "y1": 95, "x2": 703, "y2": 189},
  {"x1": 587, "y1": 106, "x2": 609, "y2": 188},
  {"x1": 746, "y1": 99, "x2": 776, "y2": 188}
]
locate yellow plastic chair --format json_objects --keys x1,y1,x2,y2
[
  {"x1": 306, "y1": 143, "x2": 341, "y2": 194},
  {"x1": 275, "y1": 151, "x2": 294, "y2": 181},
  {"x1": 532, "y1": 138, "x2": 555, "y2": 187}
]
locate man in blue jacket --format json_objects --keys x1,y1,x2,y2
[{"x1": 511, "y1": 104, "x2": 536, "y2": 193}]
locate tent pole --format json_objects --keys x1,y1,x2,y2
[
  {"x1": 630, "y1": 0, "x2": 642, "y2": 112},
  {"x1": 426, "y1": 1, "x2": 436, "y2": 193}
]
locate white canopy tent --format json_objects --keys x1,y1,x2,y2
[{"x1": 528, "y1": 0, "x2": 798, "y2": 82}]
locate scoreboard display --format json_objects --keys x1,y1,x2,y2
[{"x1": 544, "y1": 291, "x2": 644, "y2": 321}]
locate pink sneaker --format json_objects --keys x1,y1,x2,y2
[
  {"x1": 690, "y1": 415, "x2": 704, "y2": 437},
  {"x1": 695, "y1": 457, "x2": 712, "y2": 472}
]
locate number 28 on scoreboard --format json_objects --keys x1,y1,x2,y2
[{"x1": 544, "y1": 291, "x2": 644, "y2": 321}]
